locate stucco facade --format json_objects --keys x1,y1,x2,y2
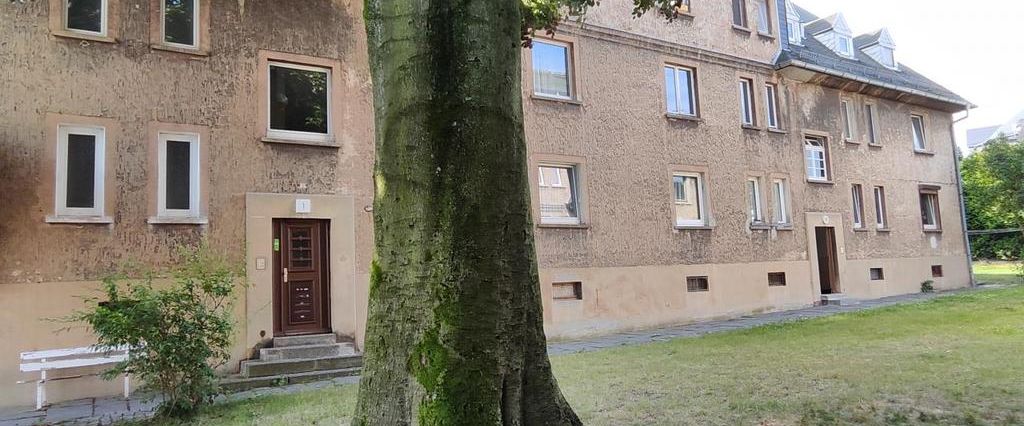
[{"x1": 0, "y1": 0, "x2": 970, "y2": 408}]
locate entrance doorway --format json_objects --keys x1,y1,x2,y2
[
  {"x1": 814, "y1": 226, "x2": 840, "y2": 294},
  {"x1": 273, "y1": 219, "x2": 331, "y2": 336}
]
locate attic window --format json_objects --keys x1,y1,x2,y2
[
  {"x1": 835, "y1": 34, "x2": 853, "y2": 56},
  {"x1": 787, "y1": 20, "x2": 802, "y2": 44},
  {"x1": 878, "y1": 47, "x2": 896, "y2": 68}
]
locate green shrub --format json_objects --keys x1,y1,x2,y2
[
  {"x1": 69, "y1": 246, "x2": 241, "y2": 418},
  {"x1": 921, "y1": 280, "x2": 935, "y2": 293}
]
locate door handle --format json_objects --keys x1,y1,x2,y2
[{"x1": 283, "y1": 268, "x2": 288, "y2": 283}]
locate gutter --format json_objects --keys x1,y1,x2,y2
[
  {"x1": 777, "y1": 59, "x2": 976, "y2": 110},
  {"x1": 951, "y1": 109, "x2": 976, "y2": 287}
]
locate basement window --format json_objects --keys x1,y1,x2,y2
[
  {"x1": 870, "y1": 268, "x2": 884, "y2": 281},
  {"x1": 768, "y1": 272, "x2": 787, "y2": 287},
  {"x1": 686, "y1": 276, "x2": 710, "y2": 292},
  {"x1": 552, "y1": 282, "x2": 583, "y2": 300},
  {"x1": 931, "y1": 265, "x2": 943, "y2": 278}
]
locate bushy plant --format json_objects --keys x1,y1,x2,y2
[
  {"x1": 69, "y1": 245, "x2": 241, "y2": 418},
  {"x1": 921, "y1": 280, "x2": 935, "y2": 293}
]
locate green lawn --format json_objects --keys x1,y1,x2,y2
[
  {"x1": 141, "y1": 277, "x2": 1024, "y2": 426},
  {"x1": 974, "y1": 261, "x2": 1023, "y2": 286}
]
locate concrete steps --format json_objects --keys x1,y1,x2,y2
[
  {"x1": 221, "y1": 367, "x2": 361, "y2": 392},
  {"x1": 259, "y1": 342, "x2": 357, "y2": 362},
  {"x1": 221, "y1": 333, "x2": 362, "y2": 393},
  {"x1": 821, "y1": 293, "x2": 860, "y2": 306}
]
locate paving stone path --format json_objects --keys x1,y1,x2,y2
[{"x1": 0, "y1": 287, "x2": 985, "y2": 425}]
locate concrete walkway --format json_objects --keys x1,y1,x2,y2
[{"x1": 0, "y1": 287, "x2": 982, "y2": 425}]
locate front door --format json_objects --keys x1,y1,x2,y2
[
  {"x1": 273, "y1": 219, "x2": 331, "y2": 336},
  {"x1": 814, "y1": 226, "x2": 839, "y2": 294}
]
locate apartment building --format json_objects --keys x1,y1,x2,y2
[{"x1": 0, "y1": 0, "x2": 971, "y2": 407}]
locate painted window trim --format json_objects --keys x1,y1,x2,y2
[
  {"x1": 664, "y1": 64, "x2": 698, "y2": 117},
  {"x1": 63, "y1": 0, "x2": 109, "y2": 37},
  {"x1": 156, "y1": 131, "x2": 202, "y2": 219},
  {"x1": 732, "y1": 0, "x2": 748, "y2": 28},
  {"x1": 747, "y1": 177, "x2": 765, "y2": 224},
  {"x1": 538, "y1": 163, "x2": 582, "y2": 226},
  {"x1": 911, "y1": 114, "x2": 928, "y2": 151},
  {"x1": 160, "y1": 0, "x2": 200, "y2": 49},
  {"x1": 804, "y1": 137, "x2": 830, "y2": 182},
  {"x1": 531, "y1": 39, "x2": 576, "y2": 101},
  {"x1": 55, "y1": 124, "x2": 106, "y2": 218},
  {"x1": 873, "y1": 185, "x2": 888, "y2": 229},
  {"x1": 673, "y1": 172, "x2": 707, "y2": 228},
  {"x1": 851, "y1": 184, "x2": 865, "y2": 229},
  {"x1": 919, "y1": 186, "x2": 942, "y2": 231},
  {"x1": 266, "y1": 61, "x2": 334, "y2": 144},
  {"x1": 835, "y1": 34, "x2": 854, "y2": 57},
  {"x1": 865, "y1": 102, "x2": 880, "y2": 145},
  {"x1": 840, "y1": 99, "x2": 857, "y2": 141},
  {"x1": 754, "y1": 0, "x2": 772, "y2": 35},
  {"x1": 764, "y1": 83, "x2": 780, "y2": 129},
  {"x1": 772, "y1": 178, "x2": 790, "y2": 225},
  {"x1": 739, "y1": 78, "x2": 756, "y2": 126}
]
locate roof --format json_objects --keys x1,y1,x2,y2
[
  {"x1": 792, "y1": 3, "x2": 818, "y2": 23},
  {"x1": 854, "y1": 28, "x2": 896, "y2": 49},
  {"x1": 804, "y1": 14, "x2": 847, "y2": 36},
  {"x1": 778, "y1": 3, "x2": 972, "y2": 110},
  {"x1": 967, "y1": 126, "x2": 1001, "y2": 148}
]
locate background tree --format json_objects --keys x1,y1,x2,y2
[
  {"x1": 962, "y1": 137, "x2": 1024, "y2": 260},
  {"x1": 353, "y1": 0, "x2": 682, "y2": 424}
]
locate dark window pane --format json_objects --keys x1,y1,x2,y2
[
  {"x1": 66, "y1": 134, "x2": 96, "y2": 208},
  {"x1": 166, "y1": 140, "x2": 192, "y2": 210},
  {"x1": 164, "y1": 0, "x2": 195, "y2": 46},
  {"x1": 67, "y1": 0, "x2": 103, "y2": 33},
  {"x1": 269, "y1": 65, "x2": 329, "y2": 134}
]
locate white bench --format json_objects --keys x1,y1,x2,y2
[{"x1": 18, "y1": 346, "x2": 132, "y2": 410}]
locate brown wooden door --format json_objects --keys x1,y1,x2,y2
[
  {"x1": 273, "y1": 219, "x2": 331, "y2": 336},
  {"x1": 815, "y1": 227, "x2": 839, "y2": 294}
]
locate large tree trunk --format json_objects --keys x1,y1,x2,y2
[{"x1": 352, "y1": 0, "x2": 582, "y2": 424}]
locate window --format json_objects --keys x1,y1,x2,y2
[
  {"x1": 764, "y1": 83, "x2": 779, "y2": 129},
  {"x1": 739, "y1": 78, "x2": 755, "y2": 126},
  {"x1": 836, "y1": 34, "x2": 853, "y2": 56},
  {"x1": 552, "y1": 282, "x2": 583, "y2": 300},
  {"x1": 64, "y1": 0, "x2": 107, "y2": 35},
  {"x1": 268, "y1": 61, "x2": 332, "y2": 142},
  {"x1": 732, "y1": 0, "x2": 747, "y2": 27},
  {"x1": 768, "y1": 272, "x2": 787, "y2": 287},
  {"x1": 919, "y1": 187, "x2": 941, "y2": 231},
  {"x1": 804, "y1": 137, "x2": 829, "y2": 181},
  {"x1": 865, "y1": 103, "x2": 879, "y2": 145},
  {"x1": 664, "y1": 65, "x2": 697, "y2": 117},
  {"x1": 56, "y1": 125, "x2": 106, "y2": 217},
  {"x1": 754, "y1": 0, "x2": 771, "y2": 34},
  {"x1": 686, "y1": 276, "x2": 709, "y2": 292},
  {"x1": 539, "y1": 165, "x2": 581, "y2": 225},
  {"x1": 772, "y1": 178, "x2": 790, "y2": 224},
  {"x1": 673, "y1": 173, "x2": 707, "y2": 227},
  {"x1": 851, "y1": 184, "x2": 865, "y2": 229},
  {"x1": 870, "y1": 268, "x2": 884, "y2": 281},
  {"x1": 787, "y1": 20, "x2": 802, "y2": 44},
  {"x1": 873, "y1": 186, "x2": 887, "y2": 229},
  {"x1": 674, "y1": 0, "x2": 691, "y2": 15},
  {"x1": 162, "y1": 0, "x2": 198, "y2": 48},
  {"x1": 878, "y1": 47, "x2": 896, "y2": 68},
  {"x1": 747, "y1": 177, "x2": 764, "y2": 224},
  {"x1": 840, "y1": 100, "x2": 856, "y2": 141},
  {"x1": 532, "y1": 40, "x2": 573, "y2": 99},
  {"x1": 931, "y1": 265, "x2": 944, "y2": 278},
  {"x1": 911, "y1": 114, "x2": 927, "y2": 151},
  {"x1": 157, "y1": 132, "x2": 200, "y2": 218}
]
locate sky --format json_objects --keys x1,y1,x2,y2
[{"x1": 792, "y1": 0, "x2": 1024, "y2": 151}]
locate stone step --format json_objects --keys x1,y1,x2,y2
[
  {"x1": 260, "y1": 342, "x2": 357, "y2": 362},
  {"x1": 272, "y1": 333, "x2": 338, "y2": 348},
  {"x1": 221, "y1": 367, "x2": 361, "y2": 392},
  {"x1": 821, "y1": 293, "x2": 859, "y2": 306},
  {"x1": 241, "y1": 354, "x2": 363, "y2": 378}
]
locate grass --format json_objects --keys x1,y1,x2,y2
[
  {"x1": 138, "y1": 273, "x2": 1024, "y2": 425},
  {"x1": 974, "y1": 261, "x2": 1023, "y2": 286}
]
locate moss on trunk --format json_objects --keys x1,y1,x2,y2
[{"x1": 353, "y1": 0, "x2": 581, "y2": 424}]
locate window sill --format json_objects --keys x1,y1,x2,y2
[
  {"x1": 741, "y1": 124, "x2": 763, "y2": 131},
  {"x1": 774, "y1": 224, "x2": 794, "y2": 231},
  {"x1": 665, "y1": 113, "x2": 702, "y2": 123},
  {"x1": 52, "y1": 30, "x2": 117, "y2": 44},
  {"x1": 732, "y1": 25, "x2": 752, "y2": 34},
  {"x1": 876, "y1": 227, "x2": 891, "y2": 233},
  {"x1": 853, "y1": 227, "x2": 871, "y2": 232},
  {"x1": 674, "y1": 225, "x2": 714, "y2": 231},
  {"x1": 45, "y1": 215, "x2": 114, "y2": 225},
  {"x1": 914, "y1": 149, "x2": 936, "y2": 156},
  {"x1": 262, "y1": 137, "x2": 340, "y2": 148},
  {"x1": 766, "y1": 127, "x2": 787, "y2": 134},
  {"x1": 749, "y1": 223, "x2": 772, "y2": 231},
  {"x1": 148, "y1": 216, "x2": 209, "y2": 225},
  {"x1": 868, "y1": 143, "x2": 883, "y2": 149},
  {"x1": 844, "y1": 139, "x2": 860, "y2": 145},
  {"x1": 538, "y1": 223, "x2": 589, "y2": 229},
  {"x1": 151, "y1": 43, "x2": 210, "y2": 57},
  {"x1": 675, "y1": 12, "x2": 695, "y2": 20},
  {"x1": 806, "y1": 179, "x2": 834, "y2": 185},
  {"x1": 923, "y1": 228, "x2": 943, "y2": 234},
  {"x1": 530, "y1": 94, "x2": 582, "y2": 106},
  {"x1": 757, "y1": 32, "x2": 776, "y2": 40}
]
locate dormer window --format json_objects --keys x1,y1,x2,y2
[
  {"x1": 835, "y1": 34, "x2": 853, "y2": 56},
  {"x1": 809, "y1": 13, "x2": 856, "y2": 58},
  {"x1": 878, "y1": 47, "x2": 895, "y2": 68},
  {"x1": 784, "y1": 0, "x2": 802, "y2": 45},
  {"x1": 859, "y1": 28, "x2": 899, "y2": 70}
]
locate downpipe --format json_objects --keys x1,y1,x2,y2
[{"x1": 951, "y1": 109, "x2": 976, "y2": 287}]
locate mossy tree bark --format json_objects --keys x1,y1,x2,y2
[{"x1": 353, "y1": 0, "x2": 582, "y2": 424}]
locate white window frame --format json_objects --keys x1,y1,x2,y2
[
  {"x1": 911, "y1": 114, "x2": 927, "y2": 151},
  {"x1": 161, "y1": 0, "x2": 200, "y2": 49},
  {"x1": 531, "y1": 39, "x2": 574, "y2": 100},
  {"x1": 873, "y1": 186, "x2": 887, "y2": 229},
  {"x1": 63, "y1": 0, "x2": 108, "y2": 36},
  {"x1": 157, "y1": 132, "x2": 201, "y2": 218},
  {"x1": 55, "y1": 125, "x2": 106, "y2": 217},
  {"x1": 836, "y1": 34, "x2": 854, "y2": 57},
  {"x1": 739, "y1": 78, "x2": 755, "y2": 126},
  {"x1": 840, "y1": 99, "x2": 856, "y2": 141},
  {"x1": 764, "y1": 83, "x2": 779, "y2": 129},
  {"x1": 787, "y1": 20, "x2": 803, "y2": 45},
  {"x1": 772, "y1": 178, "x2": 790, "y2": 225},
  {"x1": 851, "y1": 184, "x2": 864, "y2": 229},
  {"x1": 673, "y1": 172, "x2": 707, "y2": 228},
  {"x1": 754, "y1": 0, "x2": 771, "y2": 34},
  {"x1": 879, "y1": 47, "x2": 897, "y2": 69},
  {"x1": 665, "y1": 64, "x2": 697, "y2": 117},
  {"x1": 537, "y1": 167, "x2": 546, "y2": 187},
  {"x1": 920, "y1": 191, "x2": 940, "y2": 230},
  {"x1": 267, "y1": 61, "x2": 333, "y2": 143},
  {"x1": 865, "y1": 103, "x2": 879, "y2": 145},
  {"x1": 538, "y1": 164, "x2": 581, "y2": 226},
  {"x1": 804, "y1": 137, "x2": 828, "y2": 182},
  {"x1": 747, "y1": 177, "x2": 764, "y2": 224}
]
